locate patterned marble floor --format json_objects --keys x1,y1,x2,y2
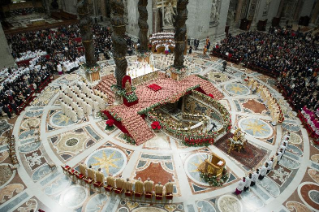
[{"x1": 0, "y1": 55, "x2": 318, "y2": 212}]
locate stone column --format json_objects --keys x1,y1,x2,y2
[
  {"x1": 235, "y1": 0, "x2": 245, "y2": 23},
  {"x1": 173, "y1": 0, "x2": 189, "y2": 69},
  {"x1": 293, "y1": 0, "x2": 304, "y2": 21},
  {"x1": 77, "y1": 0, "x2": 97, "y2": 67},
  {"x1": 138, "y1": 0, "x2": 149, "y2": 53},
  {"x1": 276, "y1": 0, "x2": 285, "y2": 17},
  {"x1": 110, "y1": 0, "x2": 128, "y2": 87},
  {"x1": 310, "y1": 0, "x2": 319, "y2": 24}
]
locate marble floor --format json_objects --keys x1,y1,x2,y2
[{"x1": 0, "y1": 55, "x2": 318, "y2": 212}]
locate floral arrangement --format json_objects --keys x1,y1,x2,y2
[
  {"x1": 137, "y1": 51, "x2": 150, "y2": 58},
  {"x1": 83, "y1": 64, "x2": 100, "y2": 74},
  {"x1": 108, "y1": 111, "x2": 122, "y2": 122},
  {"x1": 137, "y1": 85, "x2": 200, "y2": 115},
  {"x1": 111, "y1": 85, "x2": 138, "y2": 103},
  {"x1": 169, "y1": 65, "x2": 188, "y2": 74},
  {"x1": 151, "y1": 121, "x2": 161, "y2": 130},
  {"x1": 105, "y1": 119, "x2": 115, "y2": 131},
  {"x1": 144, "y1": 90, "x2": 232, "y2": 147},
  {"x1": 196, "y1": 74, "x2": 209, "y2": 81},
  {"x1": 200, "y1": 168, "x2": 229, "y2": 187},
  {"x1": 122, "y1": 133, "x2": 136, "y2": 145}
]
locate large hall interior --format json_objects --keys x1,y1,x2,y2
[{"x1": 0, "y1": 0, "x2": 319, "y2": 212}]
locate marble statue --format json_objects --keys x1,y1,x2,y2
[
  {"x1": 138, "y1": 0, "x2": 149, "y2": 53},
  {"x1": 110, "y1": 0, "x2": 128, "y2": 87},
  {"x1": 210, "y1": 0, "x2": 217, "y2": 21},
  {"x1": 164, "y1": 3, "x2": 176, "y2": 26},
  {"x1": 77, "y1": 0, "x2": 97, "y2": 67},
  {"x1": 173, "y1": 0, "x2": 189, "y2": 69}
]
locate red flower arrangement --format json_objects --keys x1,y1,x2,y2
[
  {"x1": 151, "y1": 121, "x2": 161, "y2": 130},
  {"x1": 106, "y1": 119, "x2": 114, "y2": 126},
  {"x1": 208, "y1": 94, "x2": 214, "y2": 98},
  {"x1": 105, "y1": 119, "x2": 115, "y2": 131}
]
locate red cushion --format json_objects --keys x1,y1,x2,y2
[
  {"x1": 155, "y1": 195, "x2": 163, "y2": 200},
  {"x1": 125, "y1": 191, "x2": 133, "y2": 196},
  {"x1": 114, "y1": 188, "x2": 123, "y2": 194},
  {"x1": 104, "y1": 185, "x2": 113, "y2": 192},
  {"x1": 84, "y1": 177, "x2": 93, "y2": 183},
  {"x1": 68, "y1": 169, "x2": 75, "y2": 175},
  {"x1": 145, "y1": 192, "x2": 152, "y2": 198},
  {"x1": 135, "y1": 192, "x2": 143, "y2": 197},
  {"x1": 76, "y1": 174, "x2": 84, "y2": 179},
  {"x1": 94, "y1": 181, "x2": 103, "y2": 187},
  {"x1": 166, "y1": 194, "x2": 173, "y2": 200}
]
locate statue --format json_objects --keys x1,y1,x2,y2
[
  {"x1": 125, "y1": 81, "x2": 132, "y2": 94},
  {"x1": 77, "y1": 0, "x2": 97, "y2": 67},
  {"x1": 210, "y1": 1, "x2": 217, "y2": 21},
  {"x1": 173, "y1": 0, "x2": 189, "y2": 69},
  {"x1": 110, "y1": 0, "x2": 128, "y2": 87},
  {"x1": 164, "y1": 3, "x2": 176, "y2": 26},
  {"x1": 138, "y1": 0, "x2": 149, "y2": 53}
]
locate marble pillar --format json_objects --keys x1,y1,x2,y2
[
  {"x1": 277, "y1": 0, "x2": 285, "y2": 17},
  {"x1": 293, "y1": 0, "x2": 305, "y2": 21},
  {"x1": 110, "y1": 0, "x2": 128, "y2": 87},
  {"x1": 0, "y1": 23, "x2": 15, "y2": 69},
  {"x1": 77, "y1": 0, "x2": 97, "y2": 67},
  {"x1": 235, "y1": 0, "x2": 245, "y2": 23},
  {"x1": 174, "y1": 0, "x2": 189, "y2": 69},
  {"x1": 310, "y1": 0, "x2": 319, "y2": 24},
  {"x1": 138, "y1": 0, "x2": 149, "y2": 53}
]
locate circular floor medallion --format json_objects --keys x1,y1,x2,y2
[
  {"x1": 218, "y1": 195, "x2": 242, "y2": 212},
  {"x1": 225, "y1": 83, "x2": 250, "y2": 96},
  {"x1": 184, "y1": 153, "x2": 210, "y2": 186},
  {"x1": 85, "y1": 148, "x2": 127, "y2": 177},
  {"x1": 238, "y1": 118, "x2": 273, "y2": 139},
  {"x1": 59, "y1": 185, "x2": 88, "y2": 209}
]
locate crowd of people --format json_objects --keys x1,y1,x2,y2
[
  {"x1": 0, "y1": 23, "x2": 135, "y2": 119},
  {"x1": 212, "y1": 27, "x2": 319, "y2": 124},
  {"x1": 235, "y1": 132, "x2": 290, "y2": 195},
  {"x1": 0, "y1": 63, "x2": 52, "y2": 119}
]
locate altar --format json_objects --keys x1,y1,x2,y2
[{"x1": 30, "y1": 18, "x2": 46, "y2": 26}]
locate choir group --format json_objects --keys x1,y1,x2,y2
[{"x1": 59, "y1": 82, "x2": 106, "y2": 121}]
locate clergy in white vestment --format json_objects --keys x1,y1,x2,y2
[
  {"x1": 235, "y1": 177, "x2": 245, "y2": 195},
  {"x1": 267, "y1": 158, "x2": 273, "y2": 174},
  {"x1": 244, "y1": 175, "x2": 251, "y2": 192},
  {"x1": 251, "y1": 169, "x2": 259, "y2": 186},
  {"x1": 70, "y1": 109, "x2": 78, "y2": 122},
  {"x1": 77, "y1": 106, "x2": 84, "y2": 119},
  {"x1": 259, "y1": 164, "x2": 267, "y2": 180}
]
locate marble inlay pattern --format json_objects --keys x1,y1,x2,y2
[
  {"x1": 238, "y1": 117, "x2": 273, "y2": 139},
  {"x1": 49, "y1": 127, "x2": 99, "y2": 161},
  {"x1": 1, "y1": 56, "x2": 317, "y2": 212},
  {"x1": 207, "y1": 72, "x2": 231, "y2": 83},
  {"x1": 298, "y1": 182, "x2": 319, "y2": 211},
  {"x1": 85, "y1": 147, "x2": 126, "y2": 177},
  {"x1": 59, "y1": 185, "x2": 88, "y2": 209},
  {"x1": 258, "y1": 177, "x2": 280, "y2": 198},
  {"x1": 217, "y1": 195, "x2": 243, "y2": 212},
  {"x1": 31, "y1": 87, "x2": 59, "y2": 106},
  {"x1": 285, "y1": 201, "x2": 312, "y2": 212},
  {"x1": 225, "y1": 83, "x2": 250, "y2": 96},
  {"x1": 0, "y1": 165, "x2": 14, "y2": 187}
]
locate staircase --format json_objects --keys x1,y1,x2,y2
[
  {"x1": 121, "y1": 115, "x2": 155, "y2": 145},
  {"x1": 94, "y1": 74, "x2": 116, "y2": 104}
]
